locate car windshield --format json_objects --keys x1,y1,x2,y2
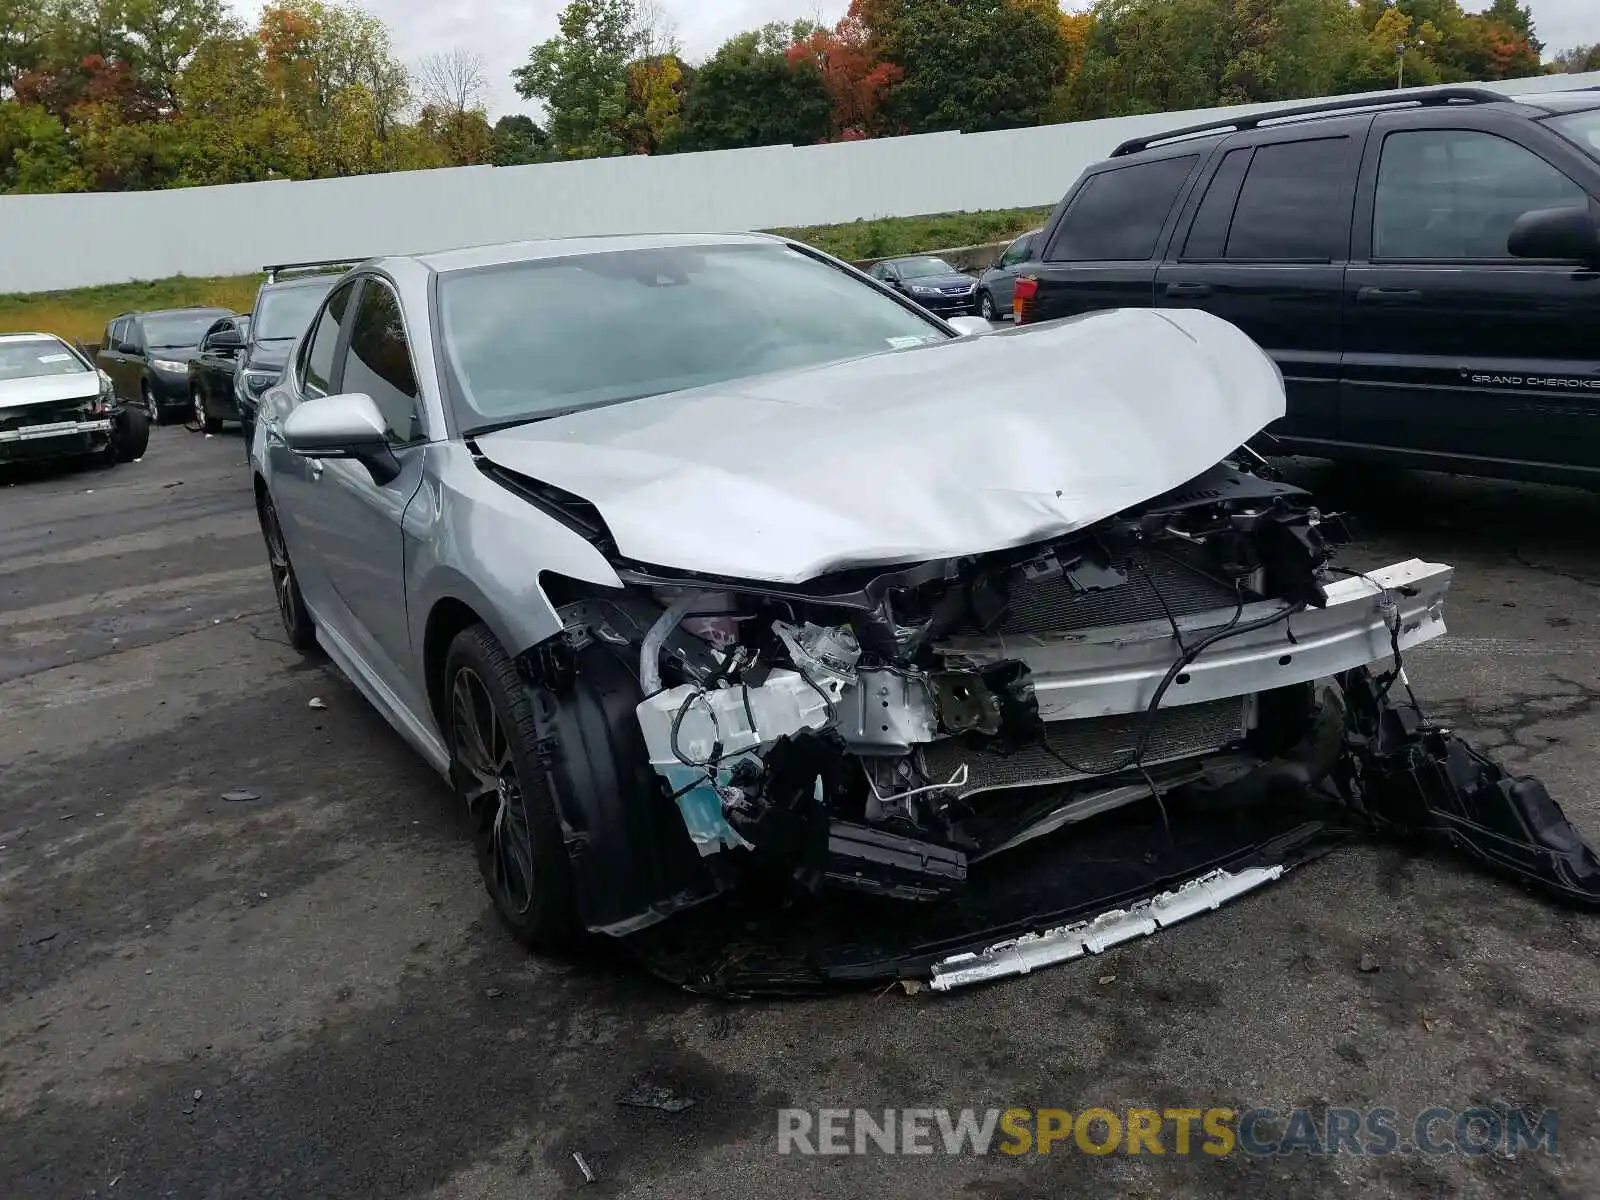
[
  {"x1": 254, "y1": 280, "x2": 335, "y2": 341},
  {"x1": 0, "y1": 337, "x2": 87, "y2": 380},
  {"x1": 894, "y1": 257, "x2": 957, "y2": 279},
  {"x1": 1547, "y1": 109, "x2": 1600, "y2": 163},
  {"x1": 143, "y1": 312, "x2": 227, "y2": 348},
  {"x1": 438, "y1": 242, "x2": 948, "y2": 430}
]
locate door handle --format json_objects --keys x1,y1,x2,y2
[
  {"x1": 1164, "y1": 282, "x2": 1213, "y2": 298},
  {"x1": 1356, "y1": 286, "x2": 1423, "y2": 304}
]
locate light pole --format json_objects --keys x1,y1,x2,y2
[{"x1": 1394, "y1": 41, "x2": 1406, "y2": 89}]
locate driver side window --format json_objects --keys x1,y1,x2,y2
[{"x1": 301, "y1": 281, "x2": 356, "y2": 397}]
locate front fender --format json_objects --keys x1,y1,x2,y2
[{"x1": 405, "y1": 441, "x2": 625, "y2": 664}]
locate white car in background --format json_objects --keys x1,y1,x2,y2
[{"x1": 0, "y1": 333, "x2": 149, "y2": 469}]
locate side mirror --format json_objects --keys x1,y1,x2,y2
[
  {"x1": 209, "y1": 329, "x2": 245, "y2": 352},
  {"x1": 117, "y1": 340, "x2": 139, "y2": 354},
  {"x1": 946, "y1": 315, "x2": 994, "y2": 337},
  {"x1": 282, "y1": 392, "x2": 401, "y2": 485},
  {"x1": 1508, "y1": 205, "x2": 1600, "y2": 267}
]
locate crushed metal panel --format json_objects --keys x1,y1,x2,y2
[{"x1": 928, "y1": 865, "x2": 1285, "y2": 992}]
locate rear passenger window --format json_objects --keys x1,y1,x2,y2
[
  {"x1": 302, "y1": 281, "x2": 355, "y2": 396},
  {"x1": 1222, "y1": 138, "x2": 1352, "y2": 260},
  {"x1": 1373, "y1": 129, "x2": 1588, "y2": 260},
  {"x1": 1183, "y1": 148, "x2": 1251, "y2": 259},
  {"x1": 341, "y1": 281, "x2": 423, "y2": 444},
  {"x1": 1044, "y1": 156, "x2": 1198, "y2": 262}
]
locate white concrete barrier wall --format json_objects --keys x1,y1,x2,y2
[{"x1": 3, "y1": 73, "x2": 1597, "y2": 293}]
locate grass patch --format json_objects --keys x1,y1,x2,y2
[
  {"x1": 771, "y1": 206, "x2": 1054, "y2": 261},
  {"x1": 0, "y1": 206, "x2": 1055, "y2": 344},
  {"x1": 0, "y1": 274, "x2": 264, "y2": 346}
]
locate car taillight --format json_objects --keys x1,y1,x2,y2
[{"x1": 1013, "y1": 276, "x2": 1038, "y2": 325}]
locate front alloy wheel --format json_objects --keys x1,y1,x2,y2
[
  {"x1": 980, "y1": 292, "x2": 997, "y2": 321},
  {"x1": 142, "y1": 383, "x2": 160, "y2": 426},
  {"x1": 445, "y1": 625, "x2": 576, "y2": 951},
  {"x1": 258, "y1": 495, "x2": 317, "y2": 652}
]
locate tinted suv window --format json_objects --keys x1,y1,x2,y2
[
  {"x1": 1222, "y1": 138, "x2": 1352, "y2": 260},
  {"x1": 1183, "y1": 148, "x2": 1251, "y2": 260},
  {"x1": 302, "y1": 281, "x2": 355, "y2": 396},
  {"x1": 1374, "y1": 130, "x2": 1588, "y2": 260},
  {"x1": 1045, "y1": 156, "x2": 1198, "y2": 261},
  {"x1": 342, "y1": 280, "x2": 422, "y2": 443}
]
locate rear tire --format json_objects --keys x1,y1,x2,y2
[
  {"x1": 257, "y1": 493, "x2": 318, "y2": 653},
  {"x1": 194, "y1": 386, "x2": 223, "y2": 434},
  {"x1": 115, "y1": 405, "x2": 150, "y2": 462},
  {"x1": 445, "y1": 624, "x2": 577, "y2": 952}
]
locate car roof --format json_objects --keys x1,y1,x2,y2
[
  {"x1": 406, "y1": 231, "x2": 786, "y2": 275},
  {"x1": 1510, "y1": 88, "x2": 1600, "y2": 114},
  {"x1": 1107, "y1": 85, "x2": 1563, "y2": 159},
  {"x1": 0, "y1": 332, "x2": 68, "y2": 344},
  {"x1": 258, "y1": 273, "x2": 341, "y2": 292}
]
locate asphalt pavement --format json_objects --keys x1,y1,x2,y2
[{"x1": 3, "y1": 428, "x2": 1599, "y2": 1198}]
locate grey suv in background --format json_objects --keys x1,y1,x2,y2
[{"x1": 975, "y1": 227, "x2": 1042, "y2": 321}]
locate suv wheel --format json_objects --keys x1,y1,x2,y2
[
  {"x1": 257, "y1": 494, "x2": 318, "y2": 652},
  {"x1": 979, "y1": 292, "x2": 998, "y2": 321},
  {"x1": 193, "y1": 386, "x2": 222, "y2": 434},
  {"x1": 141, "y1": 382, "x2": 161, "y2": 426},
  {"x1": 445, "y1": 624, "x2": 577, "y2": 952}
]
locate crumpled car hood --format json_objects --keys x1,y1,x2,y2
[
  {"x1": 0, "y1": 373, "x2": 99, "y2": 412},
  {"x1": 474, "y1": 307, "x2": 1285, "y2": 583}
]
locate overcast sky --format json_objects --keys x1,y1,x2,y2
[{"x1": 239, "y1": 0, "x2": 1594, "y2": 119}]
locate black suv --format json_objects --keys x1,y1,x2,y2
[
  {"x1": 97, "y1": 307, "x2": 235, "y2": 425},
  {"x1": 229, "y1": 264, "x2": 350, "y2": 445},
  {"x1": 1014, "y1": 86, "x2": 1600, "y2": 489}
]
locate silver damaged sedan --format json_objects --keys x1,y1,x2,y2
[{"x1": 250, "y1": 233, "x2": 1600, "y2": 992}]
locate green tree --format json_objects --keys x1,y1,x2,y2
[
  {"x1": 513, "y1": 0, "x2": 642, "y2": 158},
  {"x1": 1555, "y1": 44, "x2": 1600, "y2": 73},
  {"x1": 118, "y1": 0, "x2": 232, "y2": 108},
  {"x1": 866, "y1": 0, "x2": 1067, "y2": 133},
  {"x1": 490, "y1": 112, "x2": 549, "y2": 164},
  {"x1": 1070, "y1": 0, "x2": 1359, "y2": 119},
  {"x1": 0, "y1": 99, "x2": 82, "y2": 189},
  {"x1": 675, "y1": 22, "x2": 831, "y2": 151}
]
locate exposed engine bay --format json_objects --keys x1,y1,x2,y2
[{"x1": 522, "y1": 453, "x2": 1600, "y2": 993}]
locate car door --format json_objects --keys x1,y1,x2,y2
[
  {"x1": 1157, "y1": 123, "x2": 1366, "y2": 443},
  {"x1": 194, "y1": 318, "x2": 236, "y2": 407},
  {"x1": 1342, "y1": 115, "x2": 1600, "y2": 474},
  {"x1": 265, "y1": 278, "x2": 359, "y2": 609},
  {"x1": 985, "y1": 232, "x2": 1037, "y2": 313},
  {"x1": 100, "y1": 318, "x2": 134, "y2": 399},
  {"x1": 295, "y1": 275, "x2": 429, "y2": 708},
  {"x1": 1026, "y1": 152, "x2": 1202, "y2": 321}
]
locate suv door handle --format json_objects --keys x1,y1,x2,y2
[
  {"x1": 1357, "y1": 286, "x2": 1423, "y2": 304},
  {"x1": 1164, "y1": 282, "x2": 1213, "y2": 298}
]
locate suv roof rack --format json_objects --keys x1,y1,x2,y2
[
  {"x1": 1110, "y1": 86, "x2": 1511, "y2": 158},
  {"x1": 263, "y1": 258, "x2": 363, "y2": 284}
]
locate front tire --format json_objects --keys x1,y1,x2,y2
[
  {"x1": 979, "y1": 291, "x2": 998, "y2": 321},
  {"x1": 141, "y1": 382, "x2": 162, "y2": 426},
  {"x1": 257, "y1": 493, "x2": 318, "y2": 653},
  {"x1": 115, "y1": 405, "x2": 150, "y2": 462},
  {"x1": 445, "y1": 625, "x2": 577, "y2": 952}
]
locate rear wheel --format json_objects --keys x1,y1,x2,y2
[
  {"x1": 193, "y1": 386, "x2": 223, "y2": 434},
  {"x1": 445, "y1": 624, "x2": 577, "y2": 951},
  {"x1": 257, "y1": 493, "x2": 318, "y2": 652}
]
